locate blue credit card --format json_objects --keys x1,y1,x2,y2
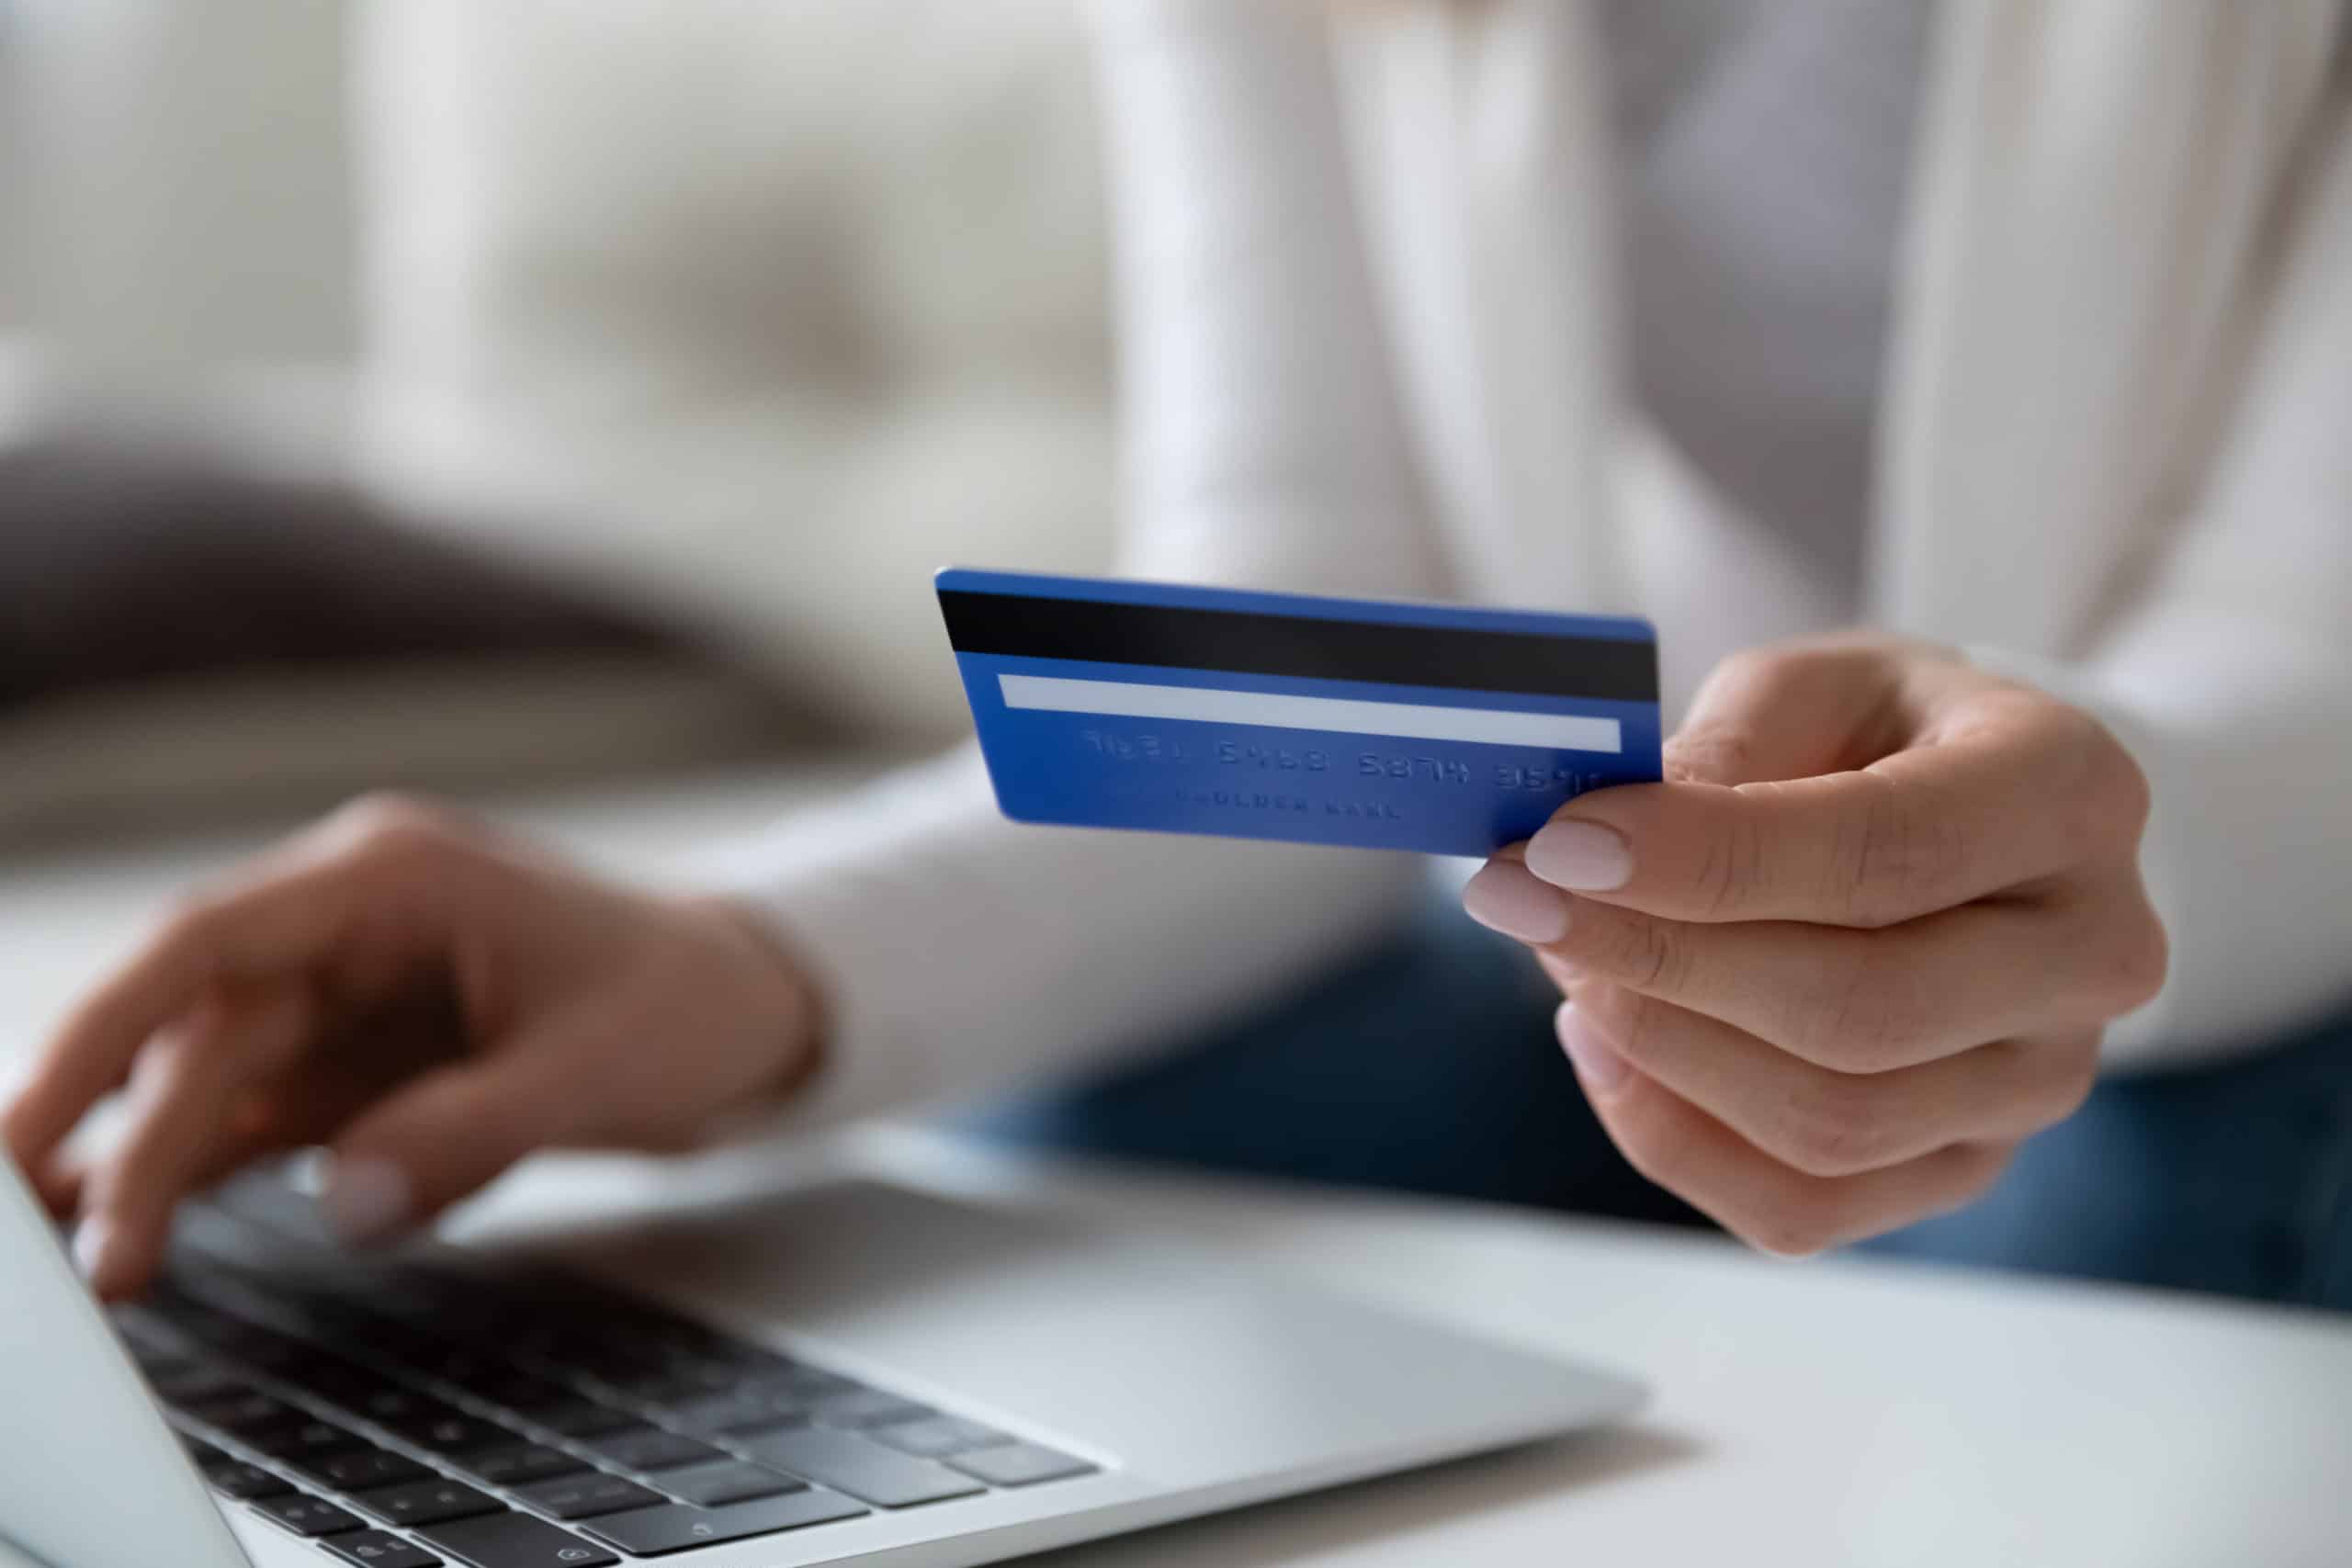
[{"x1": 939, "y1": 569, "x2": 1661, "y2": 857}]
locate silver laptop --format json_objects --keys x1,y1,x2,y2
[{"x1": 0, "y1": 1149, "x2": 1642, "y2": 1568}]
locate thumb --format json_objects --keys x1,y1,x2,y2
[
  {"x1": 1667, "y1": 638, "x2": 1921, "y2": 786},
  {"x1": 321, "y1": 1031, "x2": 586, "y2": 1243}
]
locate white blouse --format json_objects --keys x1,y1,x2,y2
[{"x1": 716, "y1": 0, "x2": 2352, "y2": 1132}]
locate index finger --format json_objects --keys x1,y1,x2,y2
[
  {"x1": 2, "y1": 850, "x2": 385, "y2": 1174},
  {"x1": 1521, "y1": 702, "x2": 2143, "y2": 927}
]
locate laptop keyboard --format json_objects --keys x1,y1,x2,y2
[{"x1": 108, "y1": 1206, "x2": 1098, "y2": 1565}]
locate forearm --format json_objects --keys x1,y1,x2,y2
[{"x1": 708, "y1": 745, "x2": 1427, "y2": 1128}]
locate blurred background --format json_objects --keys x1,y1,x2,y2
[{"x1": 0, "y1": 0, "x2": 1114, "y2": 848}]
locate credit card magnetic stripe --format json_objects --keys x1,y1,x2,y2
[{"x1": 938, "y1": 586, "x2": 1657, "y2": 701}]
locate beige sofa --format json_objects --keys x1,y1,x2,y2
[{"x1": 2, "y1": 0, "x2": 1114, "y2": 840}]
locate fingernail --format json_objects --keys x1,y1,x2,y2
[
  {"x1": 1462, "y1": 861, "x2": 1573, "y2": 943},
  {"x1": 71, "y1": 1214, "x2": 116, "y2": 1284},
  {"x1": 1525, "y1": 818, "x2": 1634, "y2": 891},
  {"x1": 322, "y1": 1156, "x2": 412, "y2": 1246},
  {"x1": 1555, "y1": 1001, "x2": 1630, "y2": 1094}
]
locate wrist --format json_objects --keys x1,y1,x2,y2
[{"x1": 678, "y1": 893, "x2": 833, "y2": 1111}]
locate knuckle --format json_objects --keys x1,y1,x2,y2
[
  {"x1": 1718, "y1": 644, "x2": 1793, "y2": 686},
  {"x1": 1782, "y1": 951, "x2": 1925, "y2": 1070},
  {"x1": 2046, "y1": 707, "x2": 2150, "y2": 851},
  {"x1": 338, "y1": 791, "x2": 456, "y2": 846},
  {"x1": 1607, "y1": 916, "x2": 1689, "y2": 995},
  {"x1": 336, "y1": 792, "x2": 463, "y2": 865},
  {"x1": 1776, "y1": 1077, "x2": 1896, "y2": 1179},
  {"x1": 1837, "y1": 780, "x2": 1968, "y2": 927},
  {"x1": 2086, "y1": 898, "x2": 2170, "y2": 1016},
  {"x1": 2092, "y1": 736, "x2": 2154, "y2": 842},
  {"x1": 1669, "y1": 646, "x2": 1824, "y2": 785},
  {"x1": 1734, "y1": 637, "x2": 1862, "y2": 690},
  {"x1": 2117, "y1": 902, "x2": 2164, "y2": 1010},
  {"x1": 1665, "y1": 723, "x2": 1758, "y2": 787},
  {"x1": 338, "y1": 789, "x2": 444, "y2": 833},
  {"x1": 153, "y1": 886, "x2": 232, "y2": 955},
  {"x1": 1688, "y1": 799, "x2": 1770, "y2": 918}
]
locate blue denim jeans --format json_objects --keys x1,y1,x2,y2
[{"x1": 963, "y1": 901, "x2": 2352, "y2": 1311}]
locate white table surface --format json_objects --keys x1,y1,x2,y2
[{"x1": 8, "y1": 770, "x2": 2352, "y2": 1567}]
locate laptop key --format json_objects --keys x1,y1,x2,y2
[
  {"x1": 278, "y1": 1354, "x2": 401, "y2": 1409},
  {"x1": 179, "y1": 1433, "x2": 230, "y2": 1464},
  {"x1": 245, "y1": 1417, "x2": 372, "y2": 1463},
  {"x1": 342, "y1": 1383, "x2": 455, "y2": 1429},
  {"x1": 180, "y1": 1391, "x2": 300, "y2": 1432},
  {"x1": 466, "y1": 1372, "x2": 576, "y2": 1416},
  {"x1": 322, "y1": 1530, "x2": 445, "y2": 1568},
  {"x1": 296, "y1": 1448, "x2": 434, "y2": 1492},
  {"x1": 368, "y1": 1397, "x2": 475, "y2": 1435},
  {"x1": 579, "y1": 1426, "x2": 721, "y2": 1473},
  {"x1": 733, "y1": 1428, "x2": 983, "y2": 1508},
  {"x1": 868, "y1": 1416, "x2": 1014, "y2": 1460},
  {"x1": 947, "y1": 1442, "x2": 1098, "y2": 1487},
  {"x1": 520, "y1": 1400, "x2": 640, "y2": 1439},
  {"x1": 580, "y1": 1490, "x2": 869, "y2": 1556},
  {"x1": 807, "y1": 1389, "x2": 933, "y2": 1429},
  {"x1": 654, "y1": 1460, "x2": 800, "y2": 1507},
  {"x1": 198, "y1": 1458, "x2": 296, "y2": 1501},
  {"x1": 189, "y1": 1317, "x2": 310, "y2": 1369},
  {"x1": 401, "y1": 1415, "x2": 525, "y2": 1455},
  {"x1": 250, "y1": 1494, "x2": 367, "y2": 1538},
  {"x1": 650, "y1": 1391, "x2": 786, "y2": 1435},
  {"x1": 407, "y1": 1344, "x2": 509, "y2": 1386},
  {"x1": 452, "y1": 1442, "x2": 589, "y2": 1487},
  {"x1": 511, "y1": 1472, "x2": 666, "y2": 1520},
  {"x1": 690, "y1": 1340, "x2": 794, "y2": 1373},
  {"x1": 597, "y1": 1369, "x2": 723, "y2": 1406},
  {"x1": 414, "y1": 1511, "x2": 618, "y2": 1568},
  {"x1": 536, "y1": 1340, "x2": 666, "y2": 1384},
  {"x1": 740, "y1": 1367, "x2": 857, "y2": 1402},
  {"x1": 355, "y1": 1478, "x2": 505, "y2": 1528}
]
